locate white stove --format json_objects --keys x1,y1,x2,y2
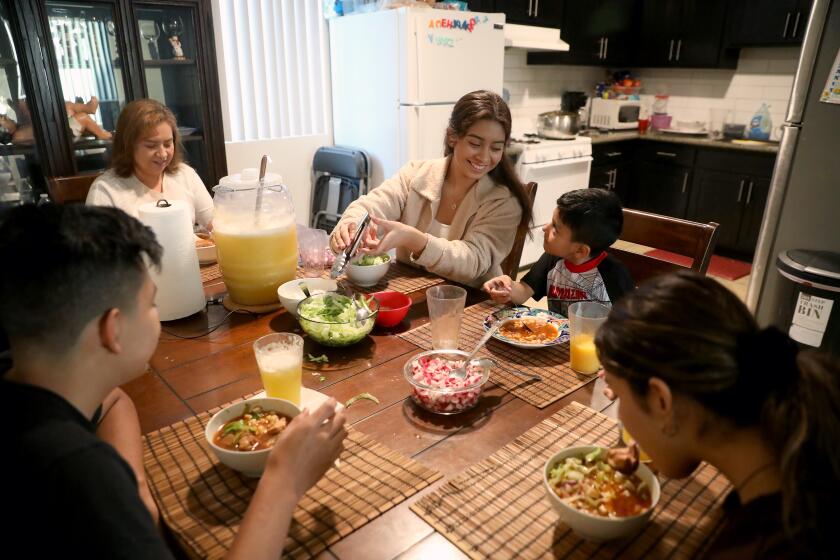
[{"x1": 509, "y1": 134, "x2": 593, "y2": 267}]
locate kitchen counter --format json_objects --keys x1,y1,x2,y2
[{"x1": 584, "y1": 129, "x2": 780, "y2": 154}]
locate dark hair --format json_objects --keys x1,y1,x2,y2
[
  {"x1": 443, "y1": 90, "x2": 533, "y2": 236},
  {"x1": 111, "y1": 99, "x2": 183, "y2": 178},
  {"x1": 0, "y1": 204, "x2": 162, "y2": 354},
  {"x1": 556, "y1": 188, "x2": 623, "y2": 254},
  {"x1": 596, "y1": 270, "x2": 840, "y2": 556}
]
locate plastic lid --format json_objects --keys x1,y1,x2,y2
[
  {"x1": 776, "y1": 249, "x2": 840, "y2": 289},
  {"x1": 218, "y1": 167, "x2": 284, "y2": 189}
]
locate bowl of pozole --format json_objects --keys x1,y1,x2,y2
[
  {"x1": 205, "y1": 397, "x2": 299, "y2": 477},
  {"x1": 543, "y1": 446, "x2": 660, "y2": 542}
]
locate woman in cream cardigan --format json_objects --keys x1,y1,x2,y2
[{"x1": 330, "y1": 90, "x2": 533, "y2": 288}]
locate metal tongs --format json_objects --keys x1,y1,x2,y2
[{"x1": 330, "y1": 212, "x2": 371, "y2": 279}]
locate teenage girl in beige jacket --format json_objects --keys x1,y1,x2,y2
[{"x1": 331, "y1": 90, "x2": 533, "y2": 288}]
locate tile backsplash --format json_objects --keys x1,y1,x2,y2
[{"x1": 504, "y1": 47, "x2": 800, "y2": 140}]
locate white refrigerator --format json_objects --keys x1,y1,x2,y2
[{"x1": 329, "y1": 8, "x2": 506, "y2": 187}]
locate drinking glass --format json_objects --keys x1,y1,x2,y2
[
  {"x1": 710, "y1": 108, "x2": 733, "y2": 139},
  {"x1": 426, "y1": 285, "x2": 467, "y2": 350},
  {"x1": 298, "y1": 226, "x2": 330, "y2": 278},
  {"x1": 253, "y1": 333, "x2": 303, "y2": 405},
  {"x1": 568, "y1": 301, "x2": 610, "y2": 374}
]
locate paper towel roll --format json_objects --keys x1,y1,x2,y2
[{"x1": 138, "y1": 200, "x2": 206, "y2": 321}]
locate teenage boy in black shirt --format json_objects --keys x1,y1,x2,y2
[
  {"x1": 0, "y1": 204, "x2": 346, "y2": 558},
  {"x1": 483, "y1": 188, "x2": 633, "y2": 315}
]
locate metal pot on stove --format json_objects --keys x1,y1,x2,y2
[{"x1": 536, "y1": 111, "x2": 581, "y2": 139}]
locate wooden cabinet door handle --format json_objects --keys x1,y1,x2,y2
[
  {"x1": 783, "y1": 12, "x2": 791, "y2": 38},
  {"x1": 675, "y1": 39, "x2": 682, "y2": 61},
  {"x1": 656, "y1": 151, "x2": 677, "y2": 157},
  {"x1": 792, "y1": 12, "x2": 801, "y2": 38},
  {"x1": 606, "y1": 151, "x2": 622, "y2": 157},
  {"x1": 604, "y1": 37, "x2": 608, "y2": 59},
  {"x1": 681, "y1": 172, "x2": 689, "y2": 194},
  {"x1": 668, "y1": 39, "x2": 674, "y2": 61},
  {"x1": 737, "y1": 179, "x2": 745, "y2": 202},
  {"x1": 746, "y1": 181, "x2": 754, "y2": 204},
  {"x1": 527, "y1": 0, "x2": 533, "y2": 17}
]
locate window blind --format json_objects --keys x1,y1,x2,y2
[{"x1": 217, "y1": 0, "x2": 329, "y2": 141}]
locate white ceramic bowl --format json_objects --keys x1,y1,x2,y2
[
  {"x1": 543, "y1": 445, "x2": 660, "y2": 542},
  {"x1": 277, "y1": 278, "x2": 338, "y2": 314},
  {"x1": 205, "y1": 397, "x2": 300, "y2": 477},
  {"x1": 195, "y1": 235, "x2": 217, "y2": 264},
  {"x1": 345, "y1": 254, "x2": 391, "y2": 287},
  {"x1": 675, "y1": 120, "x2": 706, "y2": 132}
]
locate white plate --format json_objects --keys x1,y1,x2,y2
[
  {"x1": 660, "y1": 128, "x2": 708, "y2": 136},
  {"x1": 254, "y1": 387, "x2": 344, "y2": 412},
  {"x1": 483, "y1": 307, "x2": 570, "y2": 349}
]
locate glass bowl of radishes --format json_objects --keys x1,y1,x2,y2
[{"x1": 403, "y1": 350, "x2": 491, "y2": 415}]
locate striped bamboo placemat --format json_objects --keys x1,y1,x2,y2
[
  {"x1": 297, "y1": 261, "x2": 446, "y2": 295},
  {"x1": 200, "y1": 263, "x2": 222, "y2": 286},
  {"x1": 143, "y1": 395, "x2": 442, "y2": 559},
  {"x1": 411, "y1": 402, "x2": 731, "y2": 559},
  {"x1": 399, "y1": 301, "x2": 595, "y2": 408}
]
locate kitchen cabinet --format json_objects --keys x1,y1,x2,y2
[
  {"x1": 0, "y1": 0, "x2": 225, "y2": 196},
  {"x1": 633, "y1": 160, "x2": 692, "y2": 218},
  {"x1": 589, "y1": 141, "x2": 636, "y2": 204},
  {"x1": 479, "y1": 0, "x2": 564, "y2": 28},
  {"x1": 631, "y1": 142, "x2": 695, "y2": 217},
  {"x1": 687, "y1": 149, "x2": 775, "y2": 255},
  {"x1": 527, "y1": 0, "x2": 635, "y2": 66},
  {"x1": 637, "y1": 0, "x2": 736, "y2": 68},
  {"x1": 725, "y1": 0, "x2": 812, "y2": 47}
]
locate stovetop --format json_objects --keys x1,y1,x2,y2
[{"x1": 509, "y1": 132, "x2": 592, "y2": 164}]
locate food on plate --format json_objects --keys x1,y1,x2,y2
[
  {"x1": 212, "y1": 404, "x2": 288, "y2": 451},
  {"x1": 407, "y1": 355, "x2": 485, "y2": 414},
  {"x1": 345, "y1": 392, "x2": 380, "y2": 408},
  {"x1": 297, "y1": 293, "x2": 376, "y2": 346},
  {"x1": 498, "y1": 317, "x2": 559, "y2": 344},
  {"x1": 547, "y1": 448, "x2": 652, "y2": 518},
  {"x1": 354, "y1": 253, "x2": 390, "y2": 266}
]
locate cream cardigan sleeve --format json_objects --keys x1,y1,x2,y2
[{"x1": 413, "y1": 194, "x2": 522, "y2": 285}]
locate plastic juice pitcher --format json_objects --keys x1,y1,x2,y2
[{"x1": 213, "y1": 169, "x2": 298, "y2": 306}]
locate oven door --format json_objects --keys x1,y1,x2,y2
[{"x1": 517, "y1": 156, "x2": 592, "y2": 267}]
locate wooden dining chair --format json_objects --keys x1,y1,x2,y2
[
  {"x1": 608, "y1": 208, "x2": 720, "y2": 285},
  {"x1": 46, "y1": 172, "x2": 101, "y2": 204},
  {"x1": 500, "y1": 181, "x2": 538, "y2": 278}
]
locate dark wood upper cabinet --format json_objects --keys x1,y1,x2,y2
[
  {"x1": 528, "y1": 0, "x2": 636, "y2": 66},
  {"x1": 725, "y1": 0, "x2": 812, "y2": 47},
  {"x1": 472, "y1": 0, "x2": 563, "y2": 27},
  {"x1": 637, "y1": 0, "x2": 736, "y2": 68}
]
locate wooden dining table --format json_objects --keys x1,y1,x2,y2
[{"x1": 123, "y1": 269, "x2": 622, "y2": 560}]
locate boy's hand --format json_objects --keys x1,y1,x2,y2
[
  {"x1": 483, "y1": 275, "x2": 513, "y2": 304},
  {"x1": 265, "y1": 399, "x2": 347, "y2": 500},
  {"x1": 598, "y1": 370, "x2": 617, "y2": 401}
]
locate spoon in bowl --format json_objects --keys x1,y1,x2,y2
[{"x1": 449, "y1": 322, "x2": 501, "y2": 380}]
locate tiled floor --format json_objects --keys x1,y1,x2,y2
[{"x1": 517, "y1": 239, "x2": 751, "y2": 307}]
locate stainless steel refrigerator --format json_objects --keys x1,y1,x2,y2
[{"x1": 747, "y1": 0, "x2": 840, "y2": 327}]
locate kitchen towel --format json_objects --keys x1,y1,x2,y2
[{"x1": 138, "y1": 200, "x2": 205, "y2": 320}]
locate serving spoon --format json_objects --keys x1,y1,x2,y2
[
  {"x1": 338, "y1": 280, "x2": 371, "y2": 324},
  {"x1": 449, "y1": 322, "x2": 501, "y2": 380}
]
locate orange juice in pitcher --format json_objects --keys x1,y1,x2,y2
[{"x1": 213, "y1": 168, "x2": 298, "y2": 306}]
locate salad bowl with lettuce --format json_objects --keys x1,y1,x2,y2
[
  {"x1": 296, "y1": 293, "x2": 379, "y2": 347},
  {"x1": 346, "y1": 253, "x2": 391, "y2": 287}
]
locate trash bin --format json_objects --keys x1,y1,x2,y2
[{"x1": 776, "y1": 249, "x2": 840, "y2": 354}]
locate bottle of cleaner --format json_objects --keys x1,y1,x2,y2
[{"x1": 748, "y1": 103, "x2": 772, "y2": 140}]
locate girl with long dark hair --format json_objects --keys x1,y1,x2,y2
[
  {"x1": 596, "y1": 270, "x2": 840, "y2": 558},
  {"x1": 330, "y1": 90, "x2": 532, "y2": 287}
]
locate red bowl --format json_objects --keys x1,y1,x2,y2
[{"x1": 372, "y1": 291, "x2": 411, "y2": 327}]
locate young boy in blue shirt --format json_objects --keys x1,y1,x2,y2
[{"x1": 484, "y1": 188, "x2": 633, "y2": 315}]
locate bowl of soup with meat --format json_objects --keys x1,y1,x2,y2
[
  {"x1": 543, "y1": 446, "x2": 660, "y2": 542},
  {"x1": 205, "y1": 397, "x2": 300, "y2": 477}
]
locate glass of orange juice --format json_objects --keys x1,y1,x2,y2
[
  {"x1": 253, "y1": 333, "x2": 303, "y2": 405},
  {"x1": 567, "y1": 301, "x2": 610, "y2": 374}
]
